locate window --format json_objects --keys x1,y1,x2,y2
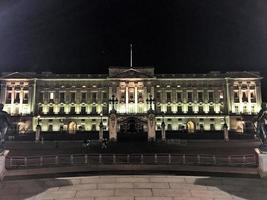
[
  {"x1": 188, "y1": 105, "x2": 193, "y2": 113},
  {"x1": 209, "y1": 105, "x2": 215, "y2": 113},
  {"x1": 70, "y1": 106, "x2": 75, "y2": 114},
  {"x1": 70, "y1": 92, "x2": 76, "y2": 103},
  {"x1": 81, "y1": 92, "x2": 86, "y2": 103},
  {"x1": 156, "y1": 105, "x2": 161, "y2": 113},
  {"x1": 59, "y1": 107, "x2": 64, "y2": 114},
  {"x1": 234, "y1": 92, "x2": 239, "y2": 103},
  {"x1": 166, "y1": 92, "x2": 171, "y2": 102},
  {"x1": 102, "y1": 92, "x2": 107, "y2": 102},
  {"x1": 49, "y1": 92, "x2": 54, "y2": 100},
  {"x1": 48, "y1": 106, "x2": 53, "y2": 114},
  {"x1": 242, "y1": 91, "x2": 248, "y2": 102},
  {"x1": 23, "y1": 92, "x2": 28, "y2": 104},
  {"x1": 177, "y1": 92, "x2": 182, "y2": 102},
  {"x1": 198, "y1": 92, "x2": 203, "y2": 102},
  {"x1": 14, "y1": 92, "x2": 20, "y2": 103},
  {"x1": 208, "y1": 92, "x2": 213, "y2": 102},
  {"x1": 250, "y1": 92, "x2": 256, "y2": 102},
  {"x1": 59, "y1": 92, "x2": 65, "y2": 103},
  {"x1": 177, "y1": 105, "x2": 182, "y2": 113},
  {"x1": 235, "y1": 106, "x2": 239, "y2": 113},
  {"x1": 198, "y1": 106, "x2": 204, "y2": 113},
  {"x1": 91, "y1": 106, "x2": 96, "y2": 114},
  {"x1": 81, "y1": 106, "x2": 86, "y2": 114},
  {"x1": 156, "y1": 92, "x2": 161, "y2": 102},
  {"x1": 167, "y1": 124, "x2": 172, "y2": 130},
  {"x1": 39, "y1": 92, "x2": 44, "y2": 103},
  {"x1": 219, "y1": 91, "x2": 224, "y2": 100},
  {"x1": 92, "y1": 92, "x2": 97, "y2": 103},
  {"x1": 48, "y1": 125, "x2": 53, "y2": 132},
  {"x1": 138, "y1": 92, "x2": 143, "y2": 103},
  {"x1": 187, "y1": 92, "x2": 193, "y2": 102},
  {"x1": 167, "y1": 105, "x2": 172, "y2": 113},
  {"x1": 200, "y1": 124, "x2": 204, "y2": 131},
  {"x1": 6, "y1": 92, "x2": 11, "y2": 104},
  {"x1": 91, "y1": 124, "x2": 96, "y2": 131},
  {"x1": 210, "y1": 124, "x2": 215, "y2": 131}
]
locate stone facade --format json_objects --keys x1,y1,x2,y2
[{"x1": 0, "y1": 67, "x2": 262, "y2": 135}]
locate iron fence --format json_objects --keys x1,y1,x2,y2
[{"x1": 5, "y1": 153, "x2": 256, "y2": 169}]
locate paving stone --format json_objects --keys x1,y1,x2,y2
[
  {"x1": 152, "y1": 188, "x2": 191, "y2": 197},
  {"x1": 35, "y1": 190, "x2": 76, "y2": 199},
  {"x1": 150, "y1": 176, "x2": 186, "y2": 183},
  {"x1": 115, "y1": 188, "x2": 152, "y2": 196},
  {"x1": 75, "y1": 189, "x2": 114, "y2": 198},
  {"x1": 133, "y1": 182, "x2": 169, "y2": 189},
  {"x1": 116, "y1": 177, "x2": 150, "y2": 183},
  {"x1": 58, "y1": 183, "x2": 97, "y2": 191},
  {"x1": 95, "y1": 197, "x2": 134, "y2": 200},
  {"x1": 98, "y1": 183, "x2": 134, "y2": 189},
  {"x1": 135, "y1": 197, "x2": 173, "y2": 200}
]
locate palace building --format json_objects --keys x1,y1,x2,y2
[{"x1": 0, "y1": 66, "x2": 262, "y2": 141}]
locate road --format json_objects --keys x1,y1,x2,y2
[{"x1": 5, "y1": 139, "x2": 261, "y2": 156}]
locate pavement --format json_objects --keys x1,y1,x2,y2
[{"x1": 1, "y1": 175, "x2": 267, "y2": 200}]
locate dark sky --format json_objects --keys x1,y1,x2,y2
[{"x1": 0, "y1": 0, "x2": 267, "y2": 97}]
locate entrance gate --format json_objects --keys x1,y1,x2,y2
[{"x1": 117, "y1": 117, "x2": 147, "y2": 142}]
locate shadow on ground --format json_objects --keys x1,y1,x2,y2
[
  {"x1": 0, "y1": 177, "x2": 74, "y2": 200},
  {"x1": 194, "y1": 177, "x2": 267, "y2": 200}
]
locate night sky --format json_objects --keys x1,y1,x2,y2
[{"x1": 0, "y1": 0, "x2": 267, "y2": 98}]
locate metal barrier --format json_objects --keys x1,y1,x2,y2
[{"x1": 6, "y1": 153, "x2": 257, "y2": 169}]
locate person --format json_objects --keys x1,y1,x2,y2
[
  {"x1": 0, "y1": 103, "x2": 11, "y2": 151},
  {"x1": 255, "y1": 103, "x2": 267, "y2": 150}
]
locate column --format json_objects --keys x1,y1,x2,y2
[
  {"x1": 19, "y1": 88, "x2": 23, "y2": 114},
  {"x1": 225, "y1": 78, "x2": 231, "y2": 114},
  {"x1": 126, "y1": 86, "x2": 128, "y2": 113},
  {"x1": 108, "y1": 87, "x2": 113, "y2": 112},
  {"x1": 135, "y1": 86, "x2": 138, "y2": 113}
]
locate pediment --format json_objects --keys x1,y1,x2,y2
[
  {"x1": 109, "y1": 68, "x2": 154, "y2": 78},
  {"x1": 1, "y1": 72, "x2": 30, "y2": 79}
]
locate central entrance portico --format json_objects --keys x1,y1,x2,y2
[{"x1": 117, "y1": 116, "x2": 147, "y2": 142}]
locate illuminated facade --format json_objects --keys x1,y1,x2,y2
[{"x1": 0, "y1": 67, "x2": 262, "y2": 136}]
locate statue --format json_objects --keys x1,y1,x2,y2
[
  {"x1": 0, "y1": 104, "x2": 11, "y2": 152},
  {"x1": 255, "y1": 103, "x2": 267, "y2": 151}
]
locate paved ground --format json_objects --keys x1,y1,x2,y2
[
  {"x1": 5, "y1": 140, "x2": 260, "y2": 156},
  {"x1": 1, "y1": 175, "x2": 267, "y2": 200}
]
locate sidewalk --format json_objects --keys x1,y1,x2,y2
[{"x1": 1, "y1": 175, "x2": 266, "y2": 200}]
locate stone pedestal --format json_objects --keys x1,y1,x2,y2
[
  {"x1": 35, "y1": 125, "x2": 41, "y2": 142},
  {"x1": 255, "y1": 148, "x2": 267, "y2": 178},
  {"x1": 0, "y1": 150, "x2": 9, "y2": 181},
  {"x1": 99, "y1": 122, "x2": 104, "y2": 142},
  {"x1": 147, "y1": 112, "x2": 156, "y2": 141},
  {"x1": 108, "y1": 112, "x2": 117, "y2": 141},
  {"x1": 223, "y1": 124, "x2": 229, "y2": 142},
  {"x1": 161, "y1": 121, "x2": 166, "y2": 141}
]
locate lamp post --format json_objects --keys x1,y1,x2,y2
[
  {"x1": 99, "y1": 112, "x2": 104, "y2": 142},
  {"x1": 35, "y1": 115, "x2": 41, "y2": 142},
  {"x1": 161, "y1": 112, "x2": 166, "y2": 141}
]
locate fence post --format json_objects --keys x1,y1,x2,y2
[
  {"x1": 113, "y1": 154, "x2": 116, "y2": 164},
  {"x1": 182, "y1": 154, "x2": 186, "y2": 165},
  {"x1": 40, "y1": 156, "x2": 43, "y2": 167},
  {"x1": 55, "y1": 156, "x2": 58, "y2": 165},
  {"x1": 154, "y1": 154, "x2": 158, "y2": 164},
  {"x1": 99, "y1": 154, "x2": 102, "y2": 164},
  {"x1": 10, "y1": 157, "x2": 13, "y2": 168},
  {"x1": 168, "y1": 154, "x2": 171, "y2": 164},
  {"x1": 141, "y1": 154, "x2": 144, "y2": 164},
  {"x1": 213, "y1": 155, "x2": 216, "y2": 165},
  {"x1": 243, "y1": 155, "x2": 246, "y2": 165},
  {"x1": 197, "y1": 154, "x2": 200, "y2": 164},
  {"x1": 127, "y1": 154, "x2": 130, "y2": 164},
  {"x1": 84, "y1": 154, "x2": 88, "y2": 164},
  {"x1": 24, "y1": 157, "x2": 27, "y2": 167},
  {"x1": 70, "y1": 154, "x2": 74, "y2": 165},
  {"x1": 228, "y1": 156, "x2": 231, "y2": 165}
]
